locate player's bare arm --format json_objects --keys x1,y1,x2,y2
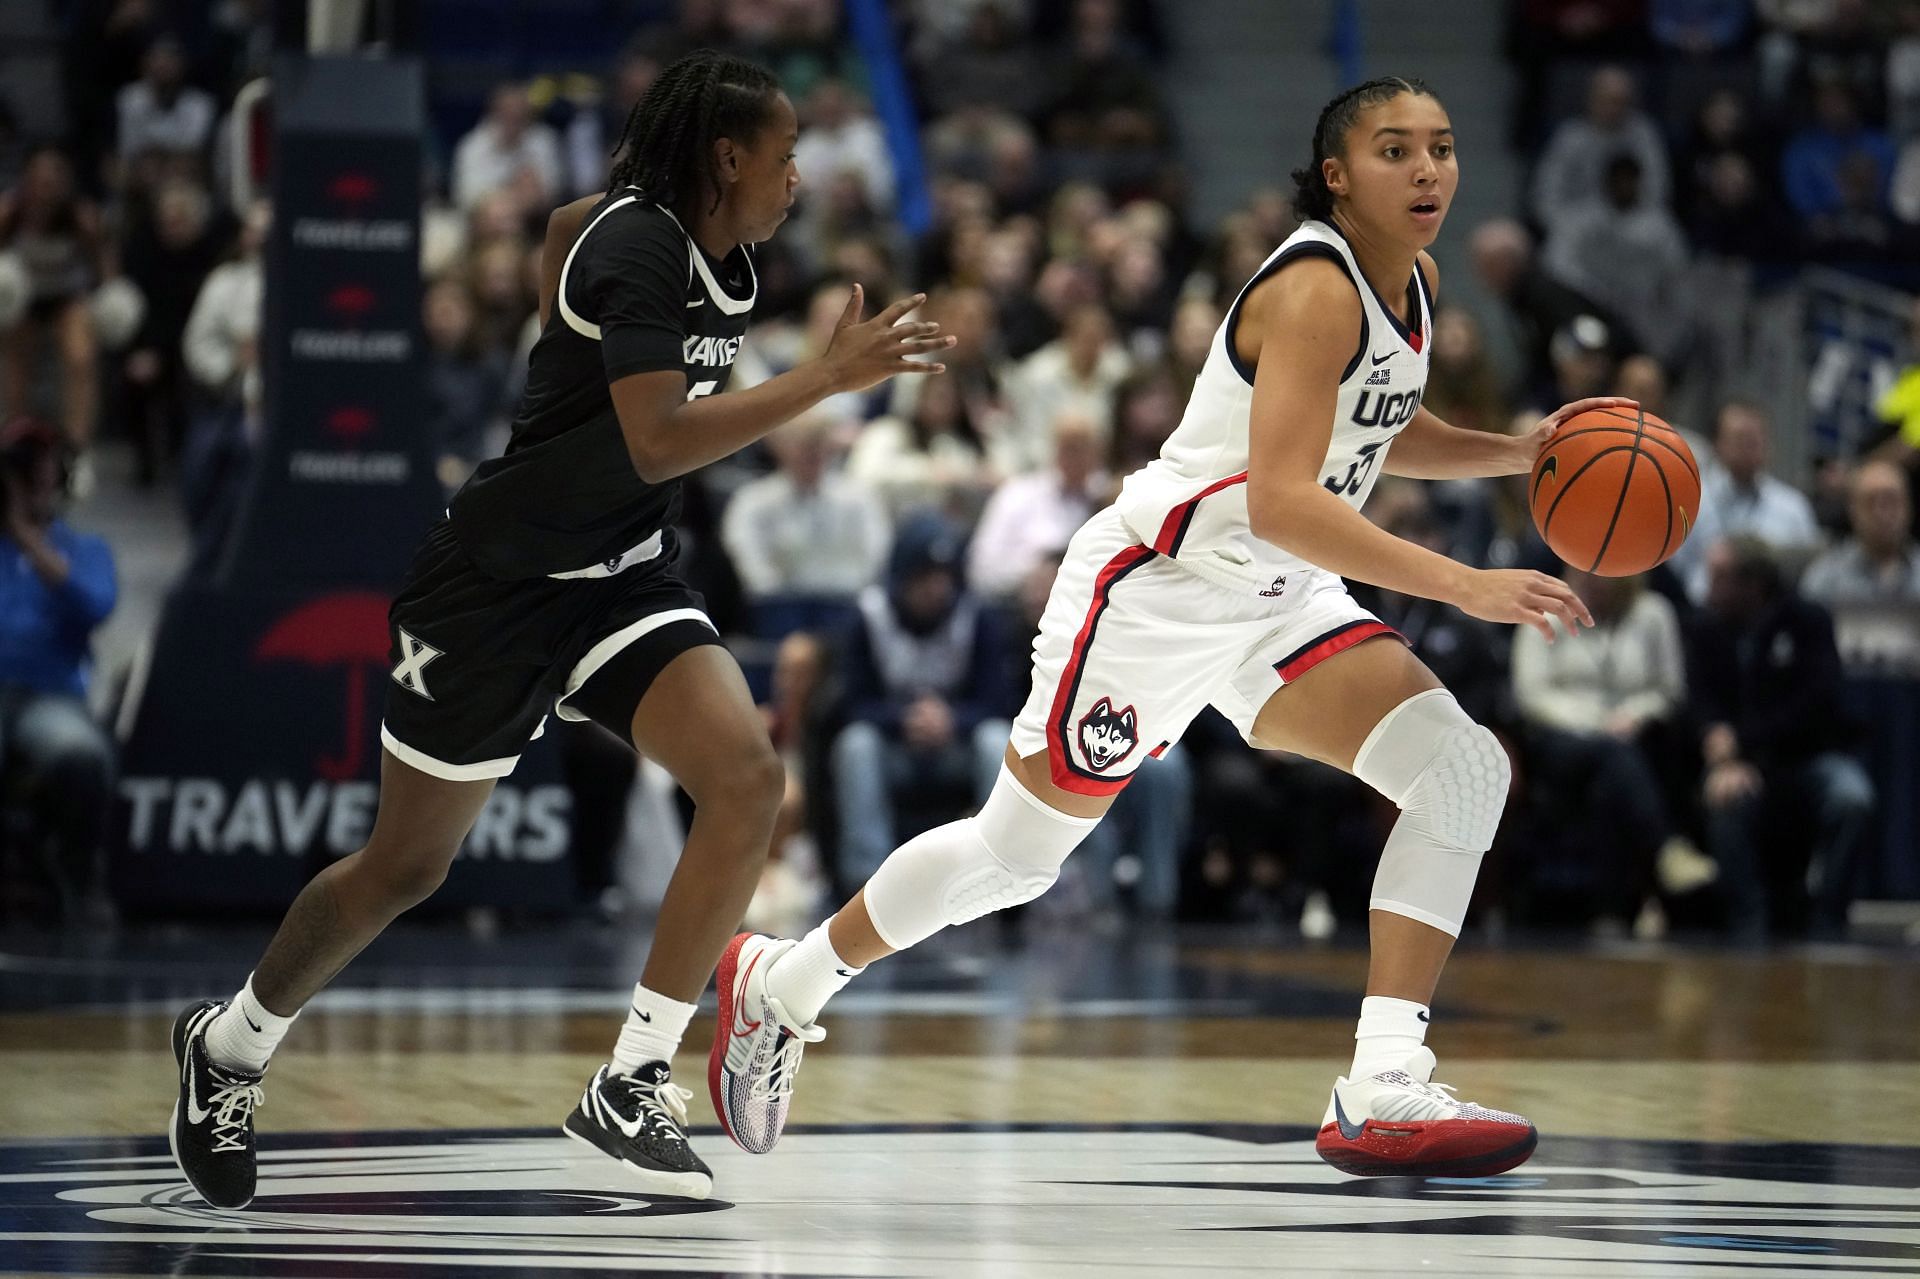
[
  {"x1": 1243, "y1": 262, "x2": 1590, "y2": 639},
  {"x1": 609, "y1": 285, "x2": 951, "y2": 482}
]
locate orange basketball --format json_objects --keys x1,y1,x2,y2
[{"x1": 1528, "y1": 407, "x2": 1701, "y2": 576}]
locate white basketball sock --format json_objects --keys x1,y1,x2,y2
[
  {"x1": 611, "y1": 984, "x2": 696, "y2": 1076},
  {"x1": 765, "y1": 924, "x2": 863, "y2": 1026},
  {"x1": 202, "y1": 974, "x2": 296, "y2": 1074},
  {"x1": 1350, "y1": 994, "x2": 1430, "y2": 1080}
]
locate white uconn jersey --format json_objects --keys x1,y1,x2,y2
[{"x1": 1115, "y1": 219, "x2": 1432, "y2": 592}]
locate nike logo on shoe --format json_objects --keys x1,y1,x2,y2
[
  {"x1": 1333, "y1": 1092, "x2": 1366, "y2": 1141},
  {"x1": 732, "y1": 951, "x2": 765, "y2": 1038}
]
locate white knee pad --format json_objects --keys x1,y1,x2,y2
[
  {"x1": 863, "y1": 765, "x2": 1102, "y2": 952},
  {"x1": 1352, "y1": 689, "x2": 1510, "y2": 937}
]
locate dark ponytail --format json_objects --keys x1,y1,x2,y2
[
  {"x1": 608, "y1": 50, "x2": 782, "y2": 216},
  {"x1": 1290, "y1": 76, "x2": 1440, "y2": 222}
]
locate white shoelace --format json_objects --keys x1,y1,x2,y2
[
  {"x1": 749, "y1": 1033, "x2": 809, "y2": 1104},
  {"x1": 208, "y1": 1078, "x2": 264, "y2": 1154},
  {"x1": 620, "y1": 1075, "x2": 694, "y2": 1137}
]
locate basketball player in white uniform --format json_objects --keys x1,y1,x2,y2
[{"x1": 712, "y1": 79, "x2": 1630, "y2": 1177}]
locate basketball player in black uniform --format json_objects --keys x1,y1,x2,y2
[{"x1": 167, "y1": 50, "x2": 951, "y2": 1206}]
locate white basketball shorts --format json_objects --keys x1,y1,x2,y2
[{"x1": 1008, "y1": 506, "x2": 1404, "y2": 797}]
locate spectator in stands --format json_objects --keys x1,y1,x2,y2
[
  {"x1": 1801, "y1": 460, "x2": 1920, "y2": 604},
  {"x1": 1531, "y1": 66, "x2": 1671, "y2": 234},
  {"x1": 120, "y1": 178, "x2": 221, "y2": 486},
  {"x1": 721, "y1": 412, "x2": 891, "y2": 603},
  {"x1": 1543, "y1": 153, "x2": 1691, "y2": 363},
  {"x1": 1678, "y1": 89, "x2": 1778, "y2": 227},
  {"x1": 846, "y1": 369, "x2": 994, "y2": 521},
  {"x1": 1652, "y1": 0, "x2": 1752, "y2": 55},
  {"x1": 1871, "y1": 296, "x2": 1920, "y2": 486},
  {"x1": 1108, "y1": 365, "x2": 1184, "y2": 478},
  {"x1": 1693, "y1": 538, "x2": 1876, "y2": 939},
  {"x1": 0, "y1": 147, "x2": 110, "y2": 469},
  {"x1": 830, "y1": 515, "x2": 1013, "y2": 887},
  {"x1": 1466, "y1": 218, "x2": 1629, "y2": 408},
  {"x1": 565, "y1": 40, "x2": 663, "y2": 200},
  {"x1": 451, "y1": 83, "x2": 564, "y2": 213},
  {"x1": 968, "y1": 411, "x2": 1108, "y2": 601},
  {"x1": 1512, "y1": 567, "x2": 1694, "y2": 934},
  {"x1": 180, "y1": 199, "x2": 266, "y2": 576},
  {"x1": 0, "y1": 417, "x2": 116, "y2": 919},
  {"x1": 1424, "y1": 306, "x2": 1508, "y2": 435},
  {"x1": 1164, "y1": 295, "x2": 1219, "y2": 393},
  {"x1": 114, "y1": 36, "x2": 216, "y2": 188},
  {"x1": 1782, "y1": 78, "x2": 1894, "y2": 222},
  {"x1": 1676, "y1": 398, "x2": 1824, "y2": 598},
  {"x1": 1044, "y1": 0, "x2": 1170, "y2": 163},
  {"x1": 793, "y1": 78, "x2": 895, "y2": 216},
  {"x1": 917, "y1": 1, "x2": 1053, "y2": 121},
  {"x1": 422, "y1": 279, "x2": 507, "y2": 498},
  {"x1": 1000, "y1": 302, "x2": 1129, "y2": 473}
]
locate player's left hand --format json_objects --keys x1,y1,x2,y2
[{"x1": 1512, "y1": 397, "x2": 1639, "y2": 469}]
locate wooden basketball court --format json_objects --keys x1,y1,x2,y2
[{"x1": 2, "y1": 923, "x2": 1916, "y2": 1276}]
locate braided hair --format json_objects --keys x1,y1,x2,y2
[
  {"x1": 1290, "y1": 77, "x2": 1441, "y2": 223},
  {"x1": 607, "y1": 50, "x2": 783, "y2": 216}
]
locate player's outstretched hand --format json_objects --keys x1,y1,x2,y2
[
  {"x1": 822, "y1": 285, "x2": 955, "y2": 392},
  {"x1": 1449, "y1": 567, "x2": 1594, "y2": 642},
  {"x1": 1508, "y1": 396, "x2": 1639, "y2": 468}
]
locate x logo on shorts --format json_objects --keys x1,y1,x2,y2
[{"x1": 391, "y1": 628, "x2": 443, "y2": 700}]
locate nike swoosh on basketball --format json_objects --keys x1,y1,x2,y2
[
  {"x1": 1333, "y1": 1092, "x2": 1366, "y2": 1141},
  {"x1": 1371, "y1": 351, "x2": 1393, "y2": 365}
]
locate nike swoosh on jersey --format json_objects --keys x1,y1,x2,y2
[
  {"x1": 685, "y1": 297, "x2": 705, "y2": 309},
  {"x1": 1370, "y1": 351, "x2": 1393, "y2": 365}
]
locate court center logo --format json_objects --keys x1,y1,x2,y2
[{"x1": 1076, "y1": 696, "x2": 1138, "y2": 771}]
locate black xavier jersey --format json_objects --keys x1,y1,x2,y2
[{"x1": 447, "y1": 189, "x2": 755, "y2": 580}]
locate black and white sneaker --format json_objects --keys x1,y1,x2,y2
[
  {"x1": 563, "y1": 1062, "x2": 713, "y2": 1199},
  {"x1": 168, "y1": 1000, "x2": 265, "y2": 1209}
]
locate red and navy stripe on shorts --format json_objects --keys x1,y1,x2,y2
[
  {"x1": 1046, "y1": 544, "x2": 1157, "y2": 796},
  {"x1": 1151, "y1": 472, "x2": 1248, "y2": 557},
  {"x1": 1272, "y1": 618, "x2": 1403, "y2": 682}
]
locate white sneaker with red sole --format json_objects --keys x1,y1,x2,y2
[
  {"x1": 1316, "y1": 1046, "x2": 1537, "y2": 1177},
  {"x1": 708, "y1": 932, "x2": 824, "y2": 1154}
]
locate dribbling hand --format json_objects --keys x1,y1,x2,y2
[
  {"x1": 1448, "y1": 567, "x2": 1594, "y2": 642},
  {"x1": 823, "y1": 285, "x2": 955, "y2": 392},
  {"x1": 1509, "y1": 396, "x2": 1639, "y2": 469}
]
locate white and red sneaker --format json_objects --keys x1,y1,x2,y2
[
  {"x1": 1316, "y1": 1046, "x2": 1537, "y2": 1177},
  {"x1": 708, "y1": 932, "x2": 824, "y2": 1154}
]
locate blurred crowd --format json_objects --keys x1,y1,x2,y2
[{"x1": 2, "y1": 0, "x2": 1916, "y2": 942}]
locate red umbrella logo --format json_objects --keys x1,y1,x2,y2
[
  {"x1": 325, "y1": 406, "x2": 376, "y2": 442},
  {"x1": 325, "y1": 284, "x2": 376, "y2": 320},
  {"x1": 252, "y1": 592, "x2": 392, "y2": 781},
  {"x1": 327, "y1": 171, "x2": 379, "y2": 209}
]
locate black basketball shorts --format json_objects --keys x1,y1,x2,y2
[{"x1": 381, "y1": 520, "x2": 721, "y2": 780}]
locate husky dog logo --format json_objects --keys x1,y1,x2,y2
[{"x1": 1077, "y1": 697, "x2": 1139, "y2": 771}]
